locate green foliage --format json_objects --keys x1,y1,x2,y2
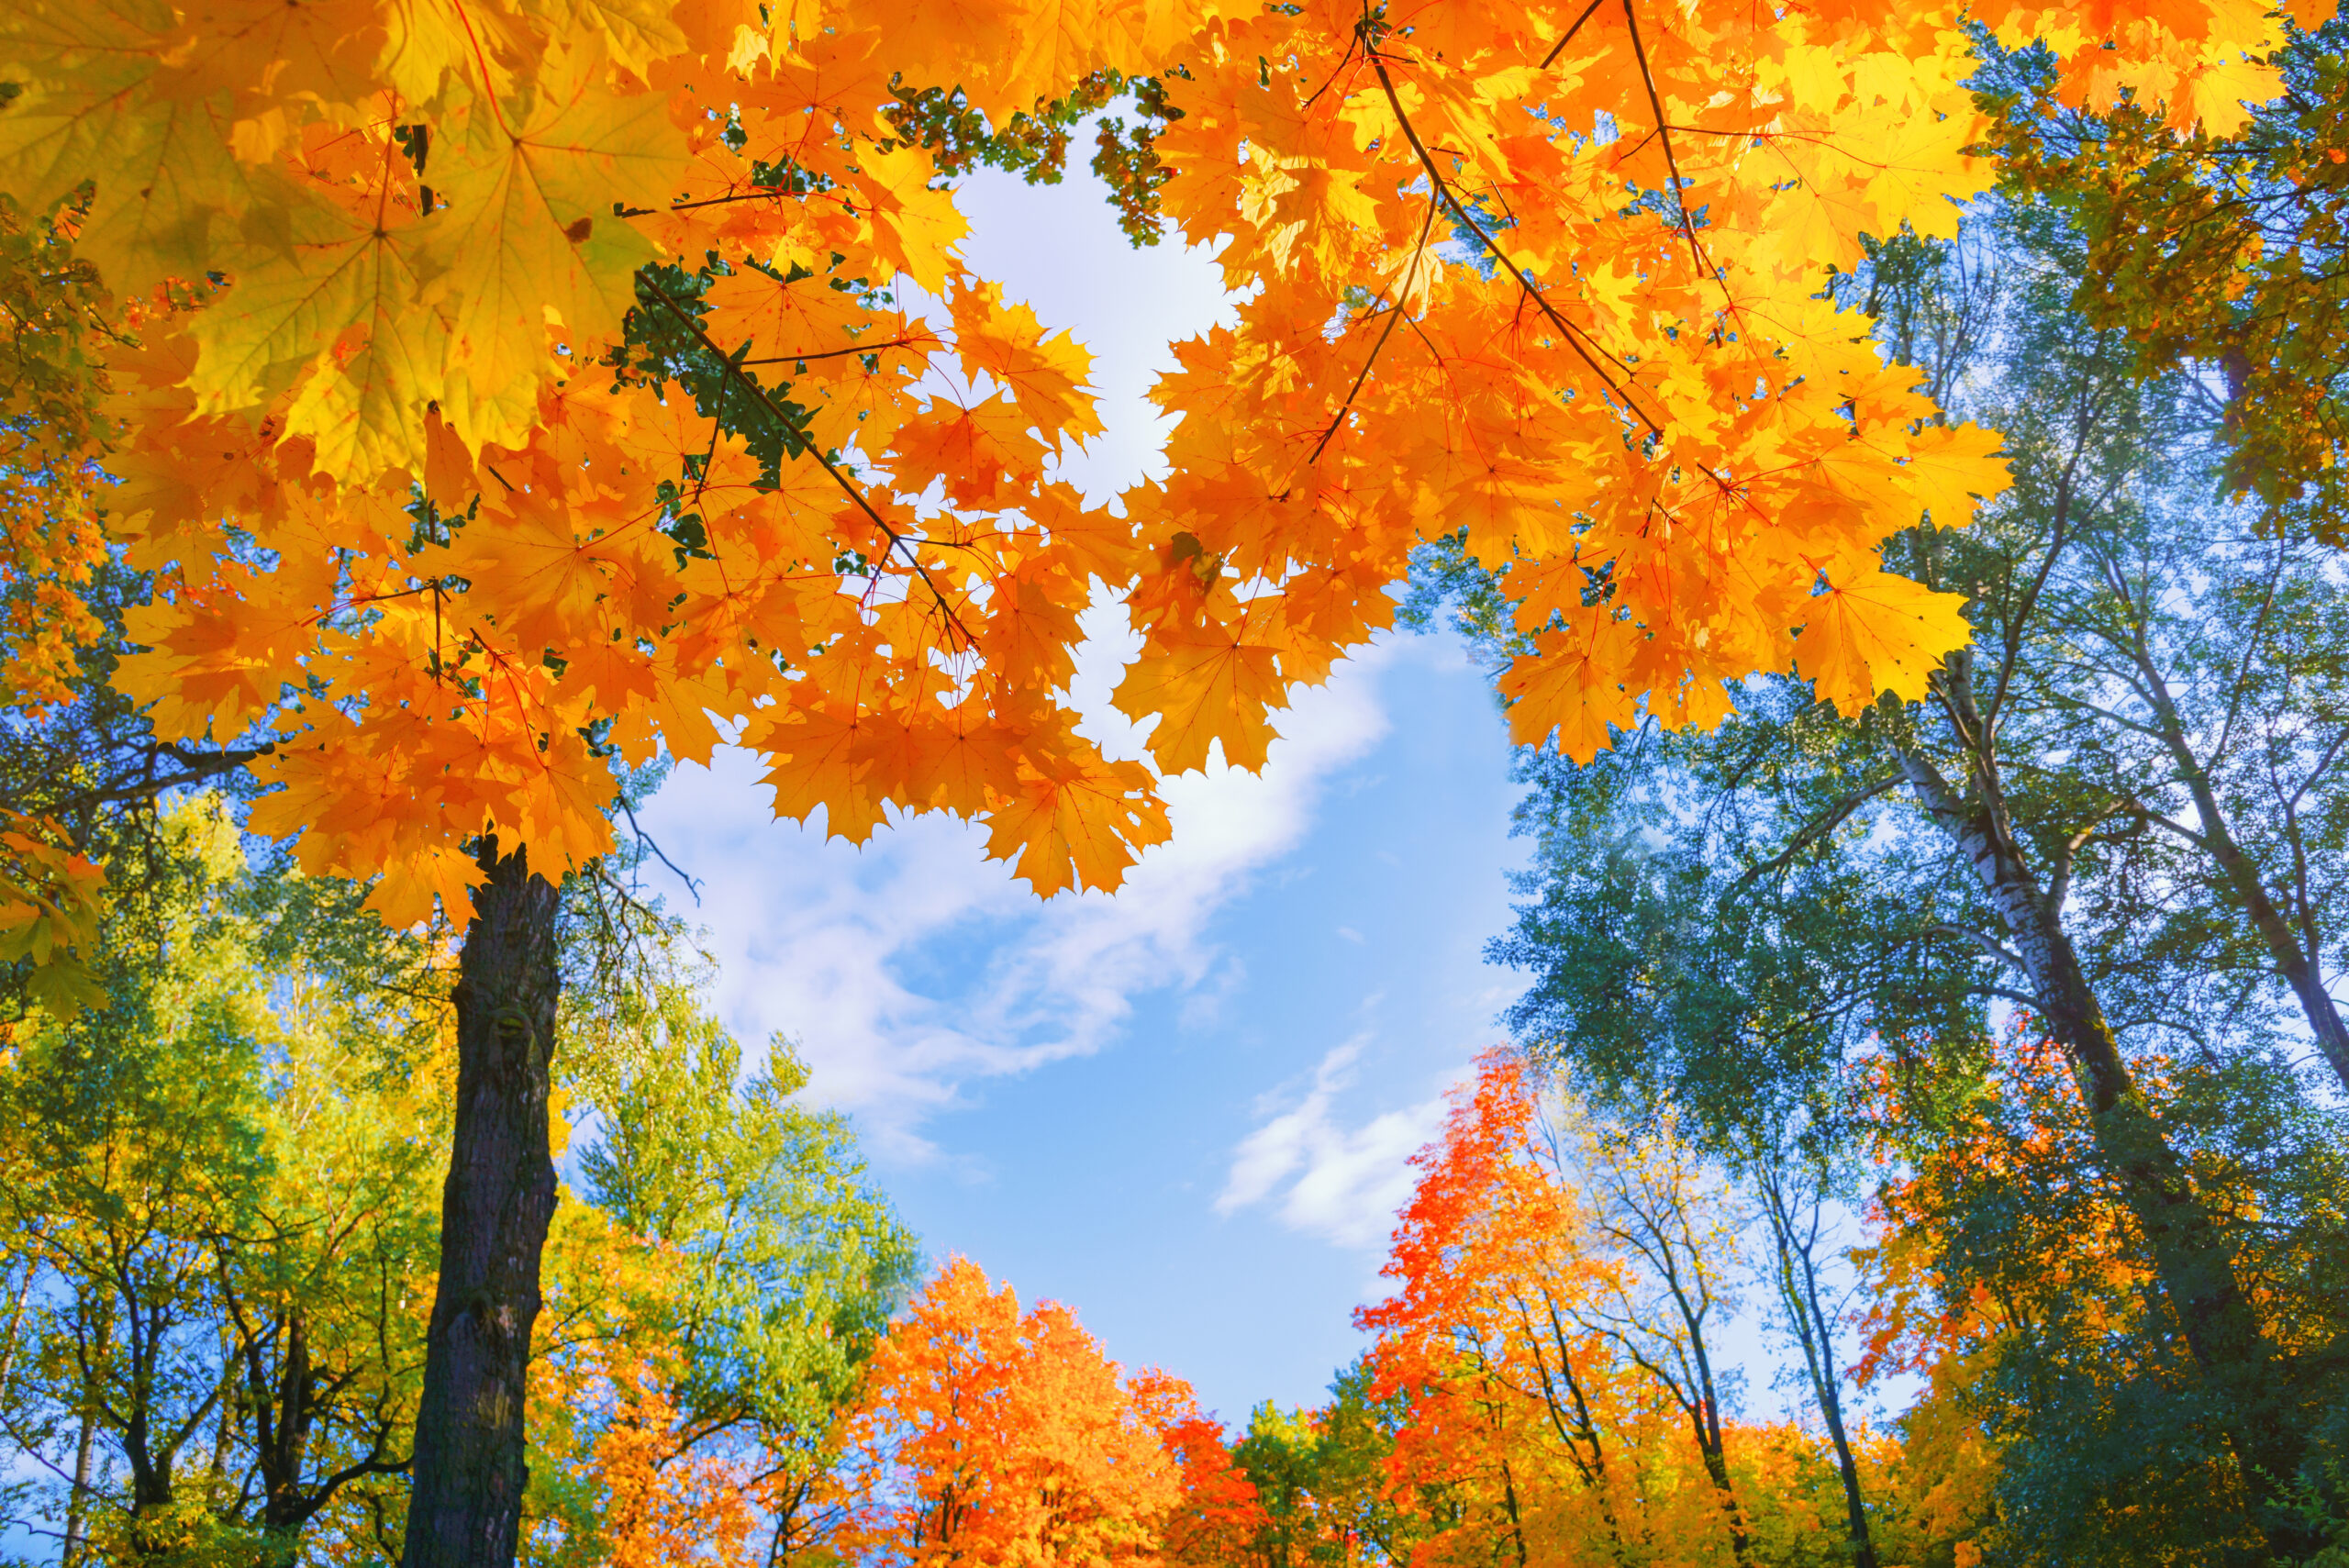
[
  {"x1": 1981, "y1": 16, "x2": 2349, "y2": 540},
  {"x1": 0, "y1": 798, "x2": 922, "y2": 1568},
  {"x1": 883, "y1": 75, "x2": 1184, "y2": 246},
  {"x1": 0, "y1": 798, "x2": 442, "y2": 1568},
  {"x1": 1232, "y1": 1357, "x2": 1437, "y2": 1566},
  {"x1": 574, "y1": 989, "x2": 919, "y2": 1446}
]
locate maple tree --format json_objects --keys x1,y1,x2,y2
[{"x1": 1355, "y1": 1049, "x2": 1944, "y2": 1567}]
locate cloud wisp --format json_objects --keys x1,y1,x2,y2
[{"x1": 1215, "y1": 1036, "x2": 1447, "y2": 1251}]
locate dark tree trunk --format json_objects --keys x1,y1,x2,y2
[
  {"x1": 1753, "y1": 1161, "x2": 1877, "y2": 1568},
  {"x1": 252, "y1": 1309, "x2": 314, "y2": 1568},
  {"x1": 1531, "y1": 1302, "x2": 1630, "y2": 1562},
  {"x1": 400, "y1": 840, "x2": 560, "y2": 1568},
  {"x1": 1689, "y1": 1395, "x2": 1749, "y2": 1568}
]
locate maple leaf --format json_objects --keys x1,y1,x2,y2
[
  {"x1": 751, "y1": 705, "x2": 889, "y2": 845},
  {"x1": 425, "y1": 50, "x2": 693, "y2": 451},
  {"x1": 515, "y1": 0, "x2": 689, "y2": 79},
  {"x1": 0, "y1": 26, "x2": 262, "y2": 298},
  {"x1": 702, "y1": 263, "x2": 874, "y2": 361},
  {"x1": 852, "y1": 142, "x2": 971, "y2": 295},
  {"x1": 187, "y1": 166, "x2": 444, "y2": 477},
  {"x1": 1896, "y1": 420, "x2": 2015, "y2": 528},
  {"x1": 1112, "y1": 622, "x2": 1291, "y2": 773},
  {"x1": 1796, "y1": 569, "x2": 1975, "y2": 717},
  {"x1": 952, "y1": 281, "x2": 1104, "y2": 444},
  {"x1": 1498, "y1": 614, "x2": 1642, "y2": 764},
  {"x1": 983, "y1": 757, "x2": 1171, "y2": 895}
]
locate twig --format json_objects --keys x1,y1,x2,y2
[
  {"x1": 1541, "y1": 0, "x2": 1611, "y2": 70},
  {"x1": 640, "y1": 278, "x2": 977, "y2": 650},
  {"x1": 1360, "y1": 23, "x2": 1664, "y2": 437},
  {"x1": 1617, "y1": 0, "x2": 1711, "y2": 285},
  {"x1": 620, "y1": 796, "x2": 702, "y2": 904},
  {"x1": 1309, "y1": 197, "x2": 1442, "y2": 463}
]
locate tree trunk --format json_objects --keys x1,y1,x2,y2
[
  {"x1": 1895, "y1": 745, "x2": 2303, "y2": 1541},
  {"x1": 1531, "y1": 1300, "x2": 1630, "y2": 1562},
  {"x1": 1494, "y1": 1448, "x2": 1531, "y2": 1568},
  {"x1": 1689, "y1": 1398, "x2": 1750, "y2": 1568},
  {"x1": 400, "y1": 840, "x2": 561, "y2": 1568},
  {"x1": 256, "y1": 1309, "x2": 314, "y2": 1568},
  {"x1": 2137, "y1": 660, "x2": 2349, "y2": 1096},
  {"x1": 1757, "y1": 1173, "x2": 1877, "y2": 1568},
  {"x1": 61, "y1": 1404, "x2": 96, "y2": 1568}
]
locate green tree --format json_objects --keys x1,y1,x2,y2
[
  {"x1": 0, "y1": 800, "x2": 442, "y2": 1568},
  {"x1": 564, "y1": 955, "x2": 918, "y2": 1565},
  {"x1": 1231, "y1": 1358, "x2": 1434, "y2": 1567},
  {"x1": 1440, "y1": 206, "x2": 2349, "y2": 1560}
]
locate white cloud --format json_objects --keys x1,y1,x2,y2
[
  {"x1": 1215, "y1": 1037, "x2": 1447, "y2": 1251},
  {"x1": 639, "y1": 633, "x2": 1398, "y2": 1163}
]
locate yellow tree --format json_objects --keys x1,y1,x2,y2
[
  {"x1": 0, "y1": 0, "x2": 2303, "y2": 1562},
  {"x1": 1361, "y1": 1050, "x2": 1653, "y2": 1566},
  {"x1": 0, "y1": 201, "x2": 112, "y2": 1014}
]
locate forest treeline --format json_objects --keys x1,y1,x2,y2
[
  {"x1": 7, "y1": 773, "x2": 2346, "y2": 1568},
  {"x1": 8, "y1": 6, "x2": 2349, "y2": 1567}
]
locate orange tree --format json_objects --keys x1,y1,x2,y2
[
  {"x1": 1362, "y1": 1049, "x2": 1705, "y2": 1567},
  {"x1": 0, "y1": 0, "x2": 2303, "y2": 1562},
  {"x1": 1361, "y1": 1048, "x2": 1921, "y2": 1567},
  {"x1": 828, "y1": 1256, "x2": 1197, "y2": 1565}
]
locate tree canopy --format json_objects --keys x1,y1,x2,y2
[{"x1": 0, "y1": 0, "x2": 2284, "y2": 956}]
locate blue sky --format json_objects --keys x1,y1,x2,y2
[
  {"x1": 640, "y1": 628, "x2": 1526, "y2": 1424},
  {"x1": 634, "y1": 145, "x2": 1815, "y2": 1429}
]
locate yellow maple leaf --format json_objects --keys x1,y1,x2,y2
[
  {"x1": 1112, "y1": 622, "x2": 1290, "y2": 773},
  {"x1": 0, "y1": 6, "x2": 264, "y2": 295},
  {"x1": 426, "y1": 53, "x2": 694, "y2": 453},
  {"x1": 190, "y1": 181, "x2": 446, "y2": 476},
  {"x1": 1897, "y1": 420, "x2": 2010, "y2": 528},
  {"x1": 1795, "y1": 570, "x2": 1973, "y2": 717},
  {"x1": 853, "y1": 141, "x2": 970, "y2": 295},
  {"x1": 952, "y1": 281, "x2": 1103, "y2": 443},
  {"x1": 515, "y1": 0, "x2": 691, "y2": 80},
  {"x1": 1498, "y1": 614, "x2": 1640, "y2": 765},
  {"x1": 983, "y1": 760, "x2": 1171, "y2": 896}
]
